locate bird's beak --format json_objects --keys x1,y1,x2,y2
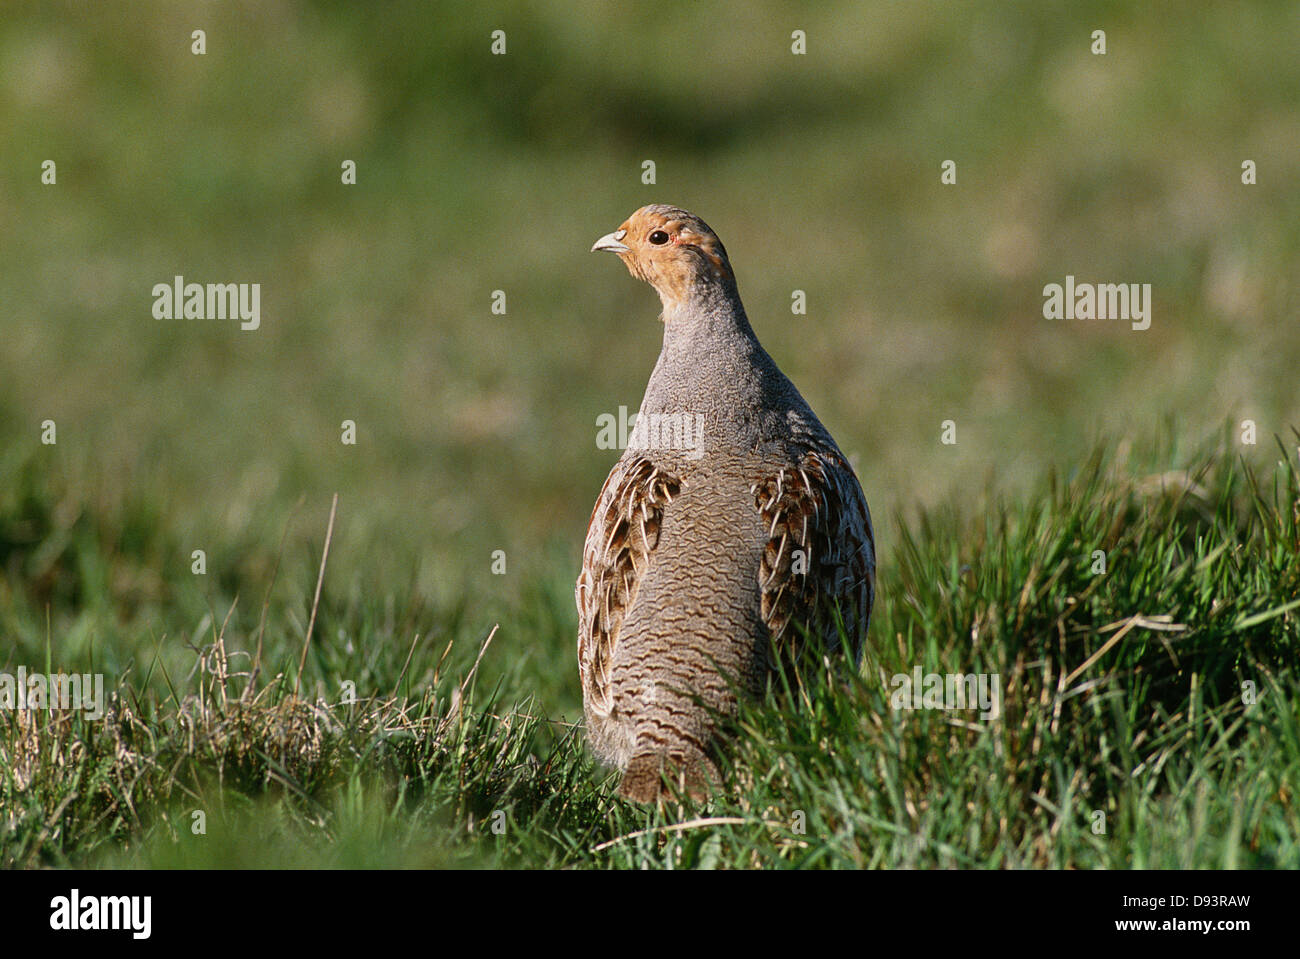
[{"x1": 591, "y1": 228, "x2": 630, "y2": 254}]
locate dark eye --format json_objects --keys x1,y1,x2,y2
[{"x1": 648, "y1": 230, "x2": 670, "y2": 245}]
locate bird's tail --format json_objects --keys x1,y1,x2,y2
[{"x1": 618, "y1": 750, "x2": 714, "y2": 804}]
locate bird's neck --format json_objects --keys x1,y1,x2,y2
[
  {"x1": 659, "y1": 281, "x2": 756, "y2": 357},
  {"x1": 641, "y1": 284, "x2": 771, "y2": 418}
]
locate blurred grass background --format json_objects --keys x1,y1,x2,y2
[{"x1": 1, "y1": 1, "x2": 1297, "y2": 731}]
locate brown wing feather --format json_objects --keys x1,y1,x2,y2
[
  {"x1": 576, "y1": 455, "x2": 680, "y2": 717},
  {"x1": 752, "y1": 449, "x2": 875, "y2": 669}
]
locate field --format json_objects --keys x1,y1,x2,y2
[{"x1": 1, "y1": 0, "x2": 1298, "y2": 869}]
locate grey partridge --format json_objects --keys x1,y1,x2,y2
[{"x1": 577, "y1": 204, "x2": 875, "y2": 803}]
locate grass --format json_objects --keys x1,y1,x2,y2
[{"x1": 2, "y1": 427, "x2": 1297, "y2": 868}]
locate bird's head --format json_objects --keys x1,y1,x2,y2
[{"x1": 592, "y1": 205, "x2": 736, "y2": 313}]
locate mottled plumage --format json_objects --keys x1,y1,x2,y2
[{"x1": 578, "y1": 205, "x2": 875, "y2": 802}]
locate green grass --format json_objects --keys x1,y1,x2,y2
[{"x1": 3, "y1": 428, "x2": 1296, "y2": 868}]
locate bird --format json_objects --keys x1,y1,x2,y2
[{"x1": 577, "y1": 204, "x2": 875, "y2": 803}]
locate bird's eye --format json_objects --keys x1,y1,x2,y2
[{"x1": 648, "y1": 230, "x2": 670, "y2": 245}]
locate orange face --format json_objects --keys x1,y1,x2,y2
[{"x1": 592, "y1": 205, "x2": 734, "y2": 308}]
